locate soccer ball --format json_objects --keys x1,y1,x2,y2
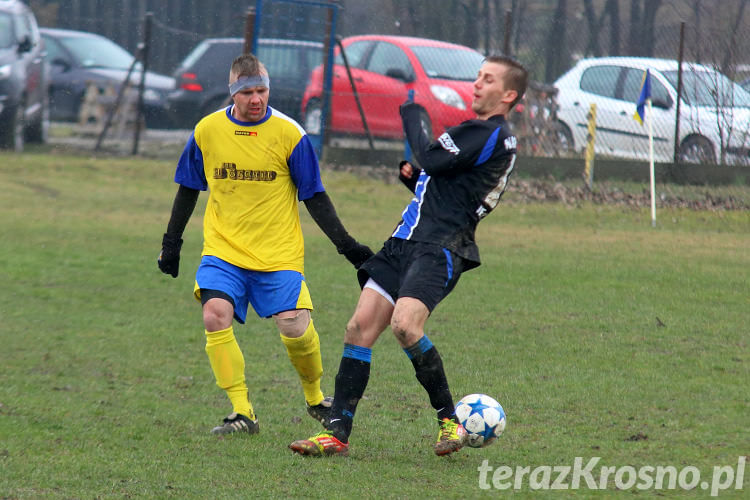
[{"x1": 455, "y1": 393, "x2": 506, "y2": 448}]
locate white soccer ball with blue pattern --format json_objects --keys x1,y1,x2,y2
[{"x1": 455, "y1": 394, "x2": 506, "y2": 448}]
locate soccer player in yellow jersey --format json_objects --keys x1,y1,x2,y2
[{"x1": 158, "y1": 53, "x2": 372, "y2": 435}]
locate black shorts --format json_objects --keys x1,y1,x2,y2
[{"x1": 357, "y1": 238, "x2": 465, "y2": 312}]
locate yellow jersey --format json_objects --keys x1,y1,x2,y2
[{"x1": 174, "y1": 106, "x2": 324, "y2": 273}]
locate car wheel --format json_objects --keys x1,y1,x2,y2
[
  {"x1": 0, "y1": 103, "x2": 25, "y2": 151},
  {"x1": 26, "y1": 92, "x2": 50, "y2": 144},
  {"x1": 679, "y1": 135, "x2": 715, "y2": 164},
  {"x1": 418, "y1": 109, "x2": 432, "y2": 139},
  {"x1": 304, "y1": 99, "x2": 322, "y2": 135}
]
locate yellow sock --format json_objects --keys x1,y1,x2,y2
[
  {"x1": 279, "y1": 319, "x2": 324, "y2": 406},
  {"x1": 205, "y1": 326, "x2": 255, "y2": 420}
]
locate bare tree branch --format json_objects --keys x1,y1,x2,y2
[
  {"x1": 545, "y1": 0, "x2": 568, "y2": 82},
  {"x1": 607, "y1": 0, "x2": 620, "y2": 55},
  {"x1": 627, "y1": 0, "x2": 642, "y2": 54},
  {"x1": 721, "y1": 0, "x2": 749, "y2": 75}
]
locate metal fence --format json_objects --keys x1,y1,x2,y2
[
  {"x1": 250, "y1": 0, "x2": 338, "y2": 155},
  {"x1": 31, "y1": 0, "x2": 750, "y2": 165}
]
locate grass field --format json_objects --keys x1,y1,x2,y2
[{"x1": 0, "y1": 151, "x2": 748, "y2": 498}]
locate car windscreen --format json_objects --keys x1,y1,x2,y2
[
  {"x1": 258, "y1": 44, "x2": 322, "y2": 83},
  {"x1": 179, "y1": 41, "x2": 212, "y2": 71},
  {"x1": 194, "y1": 42, "x2": 243, "y2": 82},
  {"x1": 663, "y1": 69, "x2": 750, "y2": 108},
  {"x1": 0, "y1": 13, "x2": 12, "y2": 48},
  {"x1": 58, "y1": 34, "x2": 135, "y2": 70},
  {"x1": 410, "y1": 46, "x2": 484, "y2": 81}
]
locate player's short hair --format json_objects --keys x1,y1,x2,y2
[
  {"x1": 484, "y1": 55, "x2": 528, "y2": 110},
  {"x1": 230, "y1": 53, "x2": 268, "y2": 78}
]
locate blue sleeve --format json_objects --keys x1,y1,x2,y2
[
  {"x1": 289, "y1": 134, "x2": 325, "y2": 201},
  {"x1": 174, "y1": 133, "x2": 208, "y2": 191}
]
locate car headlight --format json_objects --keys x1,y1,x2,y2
[
  {"x1": 430, "y1": 85, "x2": 466, "y2": 110},
  {"x1": 0, "y1": 64, "x2": 11, "y2": 80}
]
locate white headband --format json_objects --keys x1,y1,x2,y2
[{"x1": 229, "y1": 74, "x2": 270, "y2": 96}]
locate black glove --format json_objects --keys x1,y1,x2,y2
[
  {"x1": 339, "y1": 242, "x2": 374, "y2": 269},
  {"x1": 158, "y1": 232, "x2": 183, "y2": 278}
]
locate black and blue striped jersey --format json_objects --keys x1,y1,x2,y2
[{"x1": 393, "y1": 102, "x2": 518, "y2": 270}]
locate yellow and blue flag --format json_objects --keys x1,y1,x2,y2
[{"x1": 633, "y1": 69, "x2": 651, "y2": 125}]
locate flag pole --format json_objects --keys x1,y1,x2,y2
[{"x1": 648, "y1": 98, "x2": 656, "y2": 227}]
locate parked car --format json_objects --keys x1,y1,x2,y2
[
  {"x1": 554, "y1": 57, "x2": 750, "y2": 164},
  {"x1": 40, "y1": 28, "x2": 175, "y2": 128},
  {"x1": 301, "y1": 34, "x2": 485, "y2": 140},
  {"x1": 167, "y1": 37, "x2": 323, "y2": 128},
  {"x1": 0, "y1": 0, "x2": 49, "y2": 150}
]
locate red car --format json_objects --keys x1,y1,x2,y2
[{"x1": 301, "y1": 35, "x2": 485, "y2": 140}]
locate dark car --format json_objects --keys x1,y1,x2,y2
[
  {"x1": 0, "y1": 0, "x2": 49, "y2": 150},
  {"x1": 40, "y1": 27, "x2": 175, "y2": 128},
  {"x1": 167, "y1": 37, "x2": 323, "y2": 128}
]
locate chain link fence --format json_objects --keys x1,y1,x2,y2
[
  {"x1": 31, "y1": 0, "x2": 750, "y2": 165},
  {"x1": 511, "y1": 3, "x2": 750, "y2": 166}
]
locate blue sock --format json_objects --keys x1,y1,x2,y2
[{"x1": 403, "y1": 335, "x2": 434, "y2": 360}]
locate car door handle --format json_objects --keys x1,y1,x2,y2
[
  {"x1": 336, "y1": 71, "x2": 362, "y2": 82},
  {"x1": 619, "y1": 110, "x2": 628, "y2": 116}
]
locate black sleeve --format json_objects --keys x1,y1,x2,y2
[
  {"x1": 400, "y1": 102, "x2": 486, "y2": 176},
  {"x1": 398, "y1": 160, "x2": 421, "y2": 193},
  {"x1": 165, "y1": 184, "x2": 200, "y2": 237},
  {"x1": 303, "y1": 191, "x2": 358, "y2": 253}
]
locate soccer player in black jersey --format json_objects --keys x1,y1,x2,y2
[{"x1": 290, "y1": 55, "x2": 528, "y2": 457}]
